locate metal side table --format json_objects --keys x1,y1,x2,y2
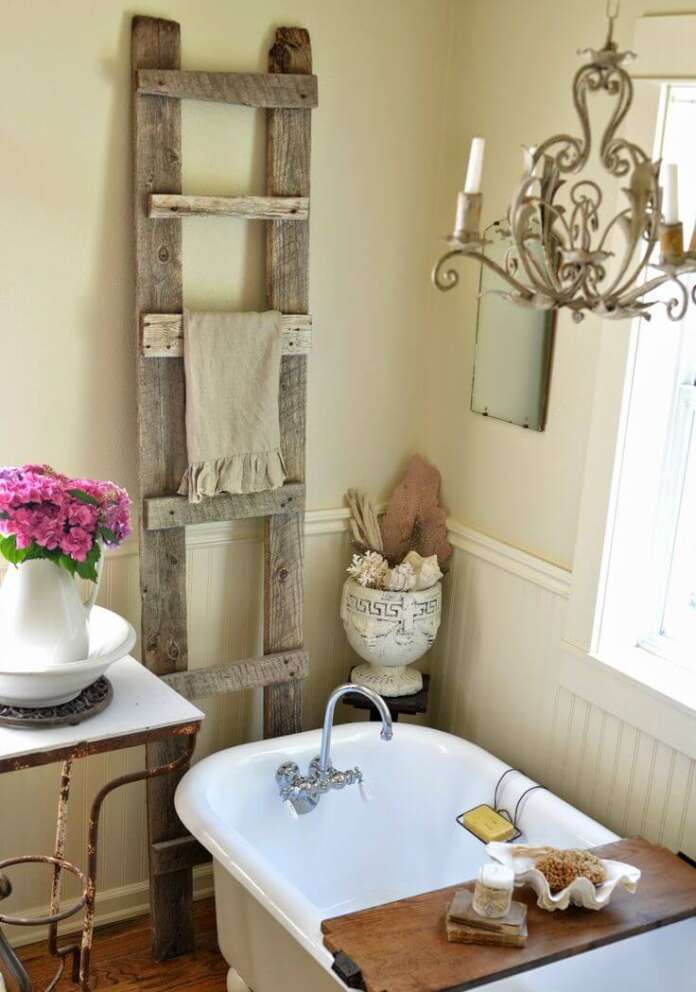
[{"x1": 0, "y1": 658, "x2": 203, "y2": 992}]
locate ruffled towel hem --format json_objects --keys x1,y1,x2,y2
[{"x1": 178, "y1": 449, "x2": 287, "y2": 503}]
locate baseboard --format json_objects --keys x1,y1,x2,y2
[{"x1": 7, "y1": 864, "x2": 214, "y2": 950}]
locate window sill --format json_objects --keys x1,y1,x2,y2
[{"x1": 559, "y1": 638, "x2": 696, "y2": 761}]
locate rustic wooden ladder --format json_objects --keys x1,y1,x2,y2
[{"x1": 132, "y1": 15, "x2": 316, "y2": 960}]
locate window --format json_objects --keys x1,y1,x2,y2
[
  {"x1": 584, "y1": 83, "x2": 696, "y2": 678},
  {"x1": 639, "y1": 87, "x2": 696, "y2": 666}
]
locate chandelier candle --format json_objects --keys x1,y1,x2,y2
[
  {"x1": 464, "y1": 136, "x2": 485, "y2": 194},
  {"x1": 453, "y1": 137, "x2": 485, "y2": 241},
  {"x1": 659, "y1": 163, "x2": 684, "y2": 261}
]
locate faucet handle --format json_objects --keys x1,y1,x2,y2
[
  {"x1": 276, "y1": 761, "x2": 300, "y2": 787},
  {"x1": 282, "y1": 799, "x2": 299, "y2": 820},
  {"x1": 359, "y1": 778, "x2": 373, "y2": 802}
]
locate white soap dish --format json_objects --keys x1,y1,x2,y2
[
  {"x1": 486, "y1": 842, "x2": 641, "y2": 912},
  {"x1": 0, "y1": 606, "x2": 135, "y2": 707}
]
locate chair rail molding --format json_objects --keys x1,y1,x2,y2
[{"x1": 447, "y1": 520, "x2": 571, "y2": 598}]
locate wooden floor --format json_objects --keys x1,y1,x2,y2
[{"x1": 16, "y1": 899, "x2": 228, "y2": 992}]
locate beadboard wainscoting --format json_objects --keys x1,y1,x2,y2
[
  {"x1": 3, "y1": 512, "x2": 696, "y2": 944},
  {"x1": 430, "y1": 529, "x2": 696, "y2": 862}
]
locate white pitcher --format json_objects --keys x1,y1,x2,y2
[{"x1": 0, "y1": 557, "x2": 102, "y2": 669}]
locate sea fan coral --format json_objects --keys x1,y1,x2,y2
[{"x1": 380, "y1": 455, "x2": 452, "y2": 567}]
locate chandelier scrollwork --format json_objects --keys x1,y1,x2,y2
[{"x1": 432, "y1": 4, "x2": 696, "y2": 322}]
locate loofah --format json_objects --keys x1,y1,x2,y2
[
  {"x1": 534, "y1": 849, "x2": 606, "y2": 893},
  {"x1": 380, "y1": 455, "x2": 452, "y2": 567}
]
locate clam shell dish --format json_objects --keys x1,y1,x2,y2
[{"x1": 486, "y1": 842, "x2": 641, "y2": 912}]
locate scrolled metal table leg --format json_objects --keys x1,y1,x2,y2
[
  {"x1": 0, "y1": 874, "x2": 32, "y2": 992},
  {"x1": 45, "y1": 759, "x2": 83, "y2": 991},
  {"x1": 0, "y1": 856, "x2": 87, "y2": 992},
  {"x1": 78, "y1": 733, "x2": 196, "y2": 991}
]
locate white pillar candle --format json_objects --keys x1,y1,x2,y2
[
  {"x1": 662, "y1": 163, "x2": 680, "y2": 225},
  {"x1": 479, "y1": 864, "x2": 514, "y2": 889},
  {"x1": 472, "y1": 863, "x2": 515, "y2": 918},
  {"x1": 464, "y1": 136, "x2": 485, "y2": 194}
]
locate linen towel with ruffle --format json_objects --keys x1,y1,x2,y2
[{"x1": 178, "y1": 310, "x2": 287, "y2": 503}]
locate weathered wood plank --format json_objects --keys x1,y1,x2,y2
[
  {"x1": 162, "y1": 649, "x2": 309, "y2": 700},
  {"x1": 144, "y1": 482, "x2": 305, "y2": 530},
  {"x1": 150, "y1": 835, "x2": 211, "y2": 876},
  {"x1": 321, "y1": 839, "x2": 696, "y2": 992},
  {"x1": 132, "y1": 13, "x2": 193, "y2": 961},
  {"x1": 263, "y1": 28, "x2": 312, "y2": 738},
  {"x1": 146, "y1": 735, "x2": 196, "y2": 960},
  {"x1": 137, "y1": 68, "x2": 318, "y2": 108},
  {"x1": 264, "y1": 514, "x2": 305, "y2": 736},
  {"x1": 141, "y1": 312, "x2": 312, "y2": 358},
  {"x1": 133, "y1": 15, "x2": 188, "y2": 677},
  {"x1": 149, "y1": 194, "x2": 308, "y2": 219}
]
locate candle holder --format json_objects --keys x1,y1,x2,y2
[
  {"x1": 688, "y1": 223, "x2": 696, "y2": 258},
  {"x1": 660, "y1": 222, "x2": 684, "y2": 265},
  {"x1": 453, "y1": 192, "x2": 483, "y2": 244}
]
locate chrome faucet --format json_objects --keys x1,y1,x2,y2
[{"x1": 275, "y1": 683, "x2": 393, "y2": 815}]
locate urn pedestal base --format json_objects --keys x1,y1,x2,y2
[{"x1": 350, "y1": 662, "x2": 423, "y2": 698}]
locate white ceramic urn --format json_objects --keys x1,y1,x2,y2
[
  {"x1": 0, "y1": 558, "x2": 100, "y2": 670},
  {"x1": 340, "y1": 578, "x2": 442, "y2": 697}
]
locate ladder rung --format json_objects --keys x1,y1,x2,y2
[
  {"x1": 148, "y1": 194, "x2": 308, "y2": 220},
  {"x1": 151, "y1": 835, "x2": 210, "y2": 877},
  {"x1": 141, "y1": 313, "x2": 311, "y2": 358},
  {"x1": 137, "y1": 69, "x2": 318, "y2": 109},
  {"x1": 161, "y1": 649, "x2": 309, "y2": 701},
  {"x1": 144, "y1": 482, "x2": 305, "y2": 530}
]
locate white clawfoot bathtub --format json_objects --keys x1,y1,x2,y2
[{"x1": 175, "y1": 722, "x2": 695, "y2": 992}]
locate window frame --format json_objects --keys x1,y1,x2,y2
[{"x1": 559, "y1": 15, "x2": 696, "y2": 758}]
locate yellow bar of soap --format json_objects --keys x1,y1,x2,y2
[{"x1": 459, "y1": 805, "x2": 516, "y2": 843}]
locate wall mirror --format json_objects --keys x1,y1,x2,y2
[{"x1": 471, "y1": 221, "x2": 555, "y2": 431}]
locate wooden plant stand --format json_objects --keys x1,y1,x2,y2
[
  {"x1": 0, "y1": 659, "x2": 202, "y2": 992},
  {"x1": 342, "y1": 675, "x2": 431, "y2": 723},
  {"x1": 132, "y1": 16, "x2": 317, "y2": 959}
]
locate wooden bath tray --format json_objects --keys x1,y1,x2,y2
[{"x1": 321, "y1": 838, "x2": 696, "y2": 992}]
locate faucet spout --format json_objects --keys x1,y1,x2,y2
[{"x1": 319, "y1": 683, "x2": 393, "y2": 773}]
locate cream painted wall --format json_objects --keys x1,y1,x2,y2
[
  {"x1": 4, "y1": 0, "x2": 696, "y2": 946},
  {"x1": 0, "y1": 0, "x2": 452, "y2": 508},
  {"x1": 423, "y1": 0, "x2": 694, "y2": 568},
  {"x1": 0, "y1": 0, "x2": 451, "y2": 937}
]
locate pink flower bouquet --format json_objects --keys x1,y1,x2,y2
[{"x1": 0, "y1": 465, "x2": 131, "y2": 582}]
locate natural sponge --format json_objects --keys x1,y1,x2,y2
[{"x1": 534, "y1": 849, "x2": 606, "y2": 893}]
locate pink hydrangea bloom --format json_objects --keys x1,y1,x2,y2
[{"x1": 0, "y1": 465, "x2": 131, "y2": 576}]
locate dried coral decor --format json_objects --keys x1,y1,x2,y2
[{"x1": 132, "y1": 16, "x2": 316, "y2": 961}]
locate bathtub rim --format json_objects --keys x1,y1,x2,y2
[{"x1": 174, "y1": 722, "x2": 616, "y2": 975}]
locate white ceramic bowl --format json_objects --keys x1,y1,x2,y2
[
  {"x1": 0, "y1": 606, "x2": 136, "y2": 707},
  {"x1": 486, "y1": 842, "x2": 641, "y2": 911}
]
